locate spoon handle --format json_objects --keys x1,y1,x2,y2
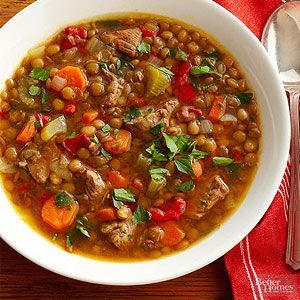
[{"x1": 286, "y1": 90, "x2": 300, "y2": 270}]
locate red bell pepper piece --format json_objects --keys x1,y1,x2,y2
[
  {"x1": 148, "y1": 197, "x2": 186, "y2": 222},
  {"x1": 61, "y1": 26, "x2": 87, "y2": 52},
  {"x1": 140, "y1": 25, "x2": 156, "y2": 37},
  {"x1": 233, "y1": 148, "x2": 241, "y2": 161},
  {"x1": 16, "y1": 184, "x2": 33, "y2": 192},
  {"x1": 64, "y1": 103, "x2": 77, "y2": 115},
  {"x1": 128, "y1": 97, "x2": 148, "y2": 107},
  {"x1": 62, "y1": 134, "x2": 91, "y2": 153},
  {"x1": 188, "y1": 107, "x2": 203, "y2": 117},
  {"x1": 172, "y1": 61, "x2": 196, "y2": 104},
  {"x1": 0, "y1": 110, "x2": 8, "y2": 119},
  {"x1": 35, "y1": 113, "x2": 50, "y2": 130},
  {"x1": 40, "y1": 192, "x2": 53, "y2": 204}
]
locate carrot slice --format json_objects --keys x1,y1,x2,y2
[
  {"x1": 56, "y1": 66, "x2": 87, "y2": 90},
  {"x1": 207, "y1": 95, "x2": 226, "y2": 122},
  {"x1": 41, "y1": 197, "x2": 78, "y2": 232},
  {"x1": 192, "y1": 160, "x2": 204, "y2": 183},
  {"x1": 160, "y1": 221, "x2": 185, "y2": 246},
  {"x1": 102, "y1": 129, "x2": 132, "y2": 155},
  {"x1": 107, "y1": 170, "x2": 129, "y2": 188},
  {"x1": 82, "y1": 110, "x2": 99, "y2": 124},
  {"x1": 16, "y1": 116, "x2": 36, "y2": 143},
  {"x1": 98, "y1": 208, "x2": 118, "y2": 221}
]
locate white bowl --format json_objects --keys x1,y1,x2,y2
[{"x1": 0, "y1": 0, "x2": 290, "y2": 285}]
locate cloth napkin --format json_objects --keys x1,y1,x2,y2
[{"x1": 213, "y1": 1, "x2": 300, "y2": 299}]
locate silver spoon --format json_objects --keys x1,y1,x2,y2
[{"x1": 262, "y1": 0, "x2": 300, "y2": 270}]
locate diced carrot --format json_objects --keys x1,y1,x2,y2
[
  {"x1": 16, "y1": 116, "x2": 36, "y2": 143},
  {"x1": 82, "y1": 110, "x2": 99, "y2": 124},
  {"x1": 102, "y1": 129, "x2": 132, "y2": 155},
  {"x1": 107, "y1": 170, "x2": 129, "y2": 188},
  {"x1": 207, "y1": 95, "x2": 226, "y2": 122},
  {"x1": 41, "y1": 197, "x2": 78, "y2": 232},
  {"x1": 56, "y1": 66, "x2": 87, "y2": 90},
  {"x1": 192, "y1": 160, "x2": 204, "y2": 183},
  {"x1": 160, "y1": 221, "x2": 185, "y2": 246},
  {"x1": 98, "y1": 208, "x2": 118, "y2": 221}
]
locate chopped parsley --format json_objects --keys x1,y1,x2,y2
[
  {"x1": 176, "y1": 180, "x2": 195, "y2": 191},
  {"x1": 136, "y1": 41, "x2": 151, "y2": 54},
  {"x1": 177, "y1": 49, "x2": 187, "y2": 61},
  {"x1": 226, "y1": 163, "x2": 241, "y2": 178},
  {"x1": 124, "y1": 107, "x2": 141, "y2": 122},
  {"x1": 212, "y1": 157, "x2": 234, "y2": 166},
  {"x1": 133, "y1": 205, "x2": 150, "y2": 225},
  {"x1": 113, "y1": 188, "x2": 136, "y2": 202},
  {"x1": 158, "y1": 67, "x2": 174, "y2": 79},
  {"x1": 149, "y1": 168, "x2": 170, "y2": 181},
  {"x1": 52, "y1": 233, "x2": 58, "y2": 242},
  {"x1": 204, "y1": 50, "x2": 221, "y2": 61},
  {"x1": 68, "y1": 131, "x2": 78, "y2": 138},
  {"x1": 29, "y1": 68, "x2": 50, "y2": 81},
  {"x1": 98, "y1": 62, "x2": 110, "y2": 72},
  {"x1": 190, "y1": 59, "x2": 222, "y2": 77},
  {"x1": 113, "y1": 129, "x2": 119, "y2": 137},
  {"x1": 149, "y1": 123, "x2": 164, "y2": 135},
  {"x1": 55, "y1": 191, "x2": 74, "y2": 208},
  {"x1": 41, "y1": 87, "x2": 48, "y2": 104},
  {"x1": 174, "y1": 155, "x2": 194, "y2": 175},
  {"x1": 232, "y1": 92, "x2": 254, "y2": 104},
  {"x1": 145, "y1": 139, "x2": 168, "y2": 162}
]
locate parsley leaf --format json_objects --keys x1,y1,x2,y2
[
  {"x1": 41, "y1": 87, "x2": 48, "y2": 104},
  {"x1": 98, "y1": 62, "x2": 110, "y2": 72},
  {"x1": 102, "y1": 124, "x2": 111, "y2": 133},
  {"x1": 174, "y1": 155, "x2": 194, "y2": 175},
  {"x1": 29, "y1": 68, "x2": 50, "y2": 81},
  {"x1": 158, "y1": 67, "x2": 174, "y2": 79},
  {"x1": 189, "y1": 74, "x2": 200, "y2": 89},
  {"x1": 124, "y1": 107, "x2": 141, "y2": 122},
  {"x1": 145, "y1": 139, "x2": 168, "y2": 162},
  {"x1": 113, "y1": 188, "x2": 136, "y2": 202},
  {"x1": 35, "y1": 121, "x2": 42, "y2": 129},
  {"x1": 55, "y1": 191, "x2": 74, "y2": 208},
  {"x1": 191, "y1": 59, "x2": 222, "y2": 77},
  {"x1": 163, "y1": 133, "x2": 178, "y2": 154},
  {"x1": 29, "y1": 85, "x2": 41, "y2": 96},
  {"x1": 66, "y1": 235, "x2": 73, "y2": 247},
  {"x1": 101, "y1": 148, "x2": 112, "y2": 160},
  {"x1": 149, "y1": 123, "x2": 164, "y2": 135},
  {"x1": 136, "y1": 41, "x2": 151, "y2": 54},
  {"x1": 177, "y1": 49, "x2": 187, "y2": 61},
  {"x1": 75, "y1": 225, "x2": 90, "y2": 238},
  {"x1": 149, "y1": 168, "x2": 170, "y2": 181},
  {"x1": 212, "y1": 157, "x2": 234, "y2": 166},
  {"x1": 176, "y1": 180, "x2": 195, "y2": 191},
  {"x1": 226, "y1": 163, "x2": 241, "y2": 178},
  {"x1": 133, "y1": 205, "x2": 150, "y2": 225},
  {"x1": 232, "y1": 92, "x2": 254, "y2": 104},
  {"x1": 204, "y1": 50, "x2": 221, "y2": 61},
  {"x1": 169, "y1": 48, "x2": 177, "y2": 57}
]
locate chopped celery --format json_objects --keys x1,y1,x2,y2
[
  {"x1": 147, "y1": 176, "x2": 166, "y2": 196},
  {"x1": 41, "y1": 116, "x2": 67, "y2": 142},
  {"x1": 135, "y1": 153, "x2": 152, "y2": 171},
  {"x1": 146, "y1": 65, "x2": 170, "y2": 97}
]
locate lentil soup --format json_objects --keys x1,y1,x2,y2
[{"x1": 0, "y1": 14, "x2": 261, "y2": 261}]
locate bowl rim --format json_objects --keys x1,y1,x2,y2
[{"x1": 0, "y1": 0, "x2": 290, "y2": 285}]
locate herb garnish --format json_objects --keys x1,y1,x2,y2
[
  {"x1": 52, "y1": 233, "x2": 58, "y2": 242},
  {"x1": 176, "y1": 180, "x2": 195, "y2": 191},
  {"x1": 191, "y1": 59, "x2": 222, "y2": 77},
  {"x1": 232, "y1": 92, "x2": 254, "y2": 104},
  {"x1": 212, "y1": 157, "x2": 234, "y2": 166},
  {"x1": 68, "y1": 131, "x2": 78, "y2": 138},
  {"x1": 158, "y1": 67, "x2": 174, "y2": 79},
  {"x1": 113, "y1": 129, "x2": 119, "y2": 137},
  {"x1": 55, "y1": 191, "x2": 74, "y2": 208},
  {"x1": 226, "y1": 163, "x2": 241, "y2": 178},
  {"x1": 136, "y1": 41, "x2": 151, "y2": 54},
  {"x1": 204, "y1": 50, "x2": 221, "y2": 62},
  {"x1": 112, "y1": 188, "x2": 136, "y2": 209},
  {"x1": 124, "y1": 107, "x2": 141, "y2": 122},
  {"x1": 29, "y1": 68, "x2": 50, "y2": 81},
  {"x1": 133, "y1": 205, "x2": 150, "y2": 225},
  {"x1": 149, "y1": 123, "x2": 164, "y2": 135},
  {"x1": 149, "y1": 168, "x2": 170, "y2": 182},
  {"x1": 98, "y1": 62, "x2": 110, "y2": 72},
  {"x1": 29, "y1": 85, "x2": 41, "y2": 96},
  {"x1": 41, "y1": 87, "x2": 48, "y2": 104}
]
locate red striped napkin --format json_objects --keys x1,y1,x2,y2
[{"x1": 214, "y1": 0, "x2": 300, "y2": 299}]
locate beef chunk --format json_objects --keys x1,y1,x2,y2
[
  {"x1": 85, "y1": 169, "x2": 108, "y2": 206},
  {"x1": 101, "y1": 217, "x2": 136, "y2": 250},
  {"x1": 102, "y1": 28, "x2": 142, "y2": 57},
  {"x1": 139, "y1": 226, "x2": 165, "y2": 249},
  {"x1": 127, "y1": 99, "x2": 179, "y2": 131},
  {"x1": 101, "y1": 69, "x2": 124, "y2": 107},
  {"x1": 18, "y1": 143, "x2": 50, "y2": 184},
  {"x1": 187, "y1": 176, "x2": 229, "y2": 220}
]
